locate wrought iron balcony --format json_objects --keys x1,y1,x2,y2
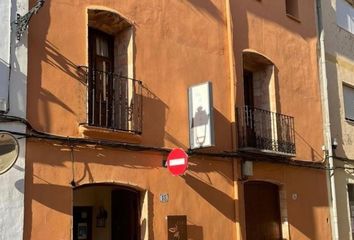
[
  {"x1": 236, "y1": 106, "x2": 295, "y2": 156},
  {"x1": 81, "y1": 67, "x2": 142, "y2": 134}
]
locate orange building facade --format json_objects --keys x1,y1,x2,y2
[{"x1": 23, "y1": 0, "x2": 331, "y2": 239}]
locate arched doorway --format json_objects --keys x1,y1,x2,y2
[
  {"x1": 244, "y1": 181, "x2": 282, "y2": 240},
  {"x1": 73, "y1": 184, "x2": 141, "y2": 240}
]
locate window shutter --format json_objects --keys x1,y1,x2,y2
[{"x1": 343, "y1": 84, "x2": 354, "y2": 121}]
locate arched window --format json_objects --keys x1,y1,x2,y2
[
  {"x1": 87, "y1": 9, "x2": 141, "y2": 133},
  {"x1": 237, "y1": 51, "x2": 295, "y2": 155},
  {"x1": 242, "y1": 51, "x2": 275, "y2": 111}
]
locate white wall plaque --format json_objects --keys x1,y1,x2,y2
[{"x1": 188, "y1": 82, "x2": 215, "y2": 149}]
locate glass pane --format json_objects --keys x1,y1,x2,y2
[
  {"x1": 343, "y1": 85, "x2": 354, "y2": 120},
  {"x1": 96, "y1": 36, "x2": 109, "y2": 57}
]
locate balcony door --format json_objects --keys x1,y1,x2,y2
[
  {"x1": 243, "y1": 70, "x2": 256, "y2": 147},
  {"x1": 244, "y1": 70, "x2": 254, "y2": 108},
  {"x1": 241, "y1": 51, "x2": 277, "y2": 151},
  {"x1": 88, "y1": 28, "x2": 114, "y2": 128}
]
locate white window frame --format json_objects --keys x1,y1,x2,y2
[
  {"x1": 343, "y1": 84, "x2": 354, "y2": 121},
  {"x1": 336, "y1": 0, "x2": 354, "y2": 34}
]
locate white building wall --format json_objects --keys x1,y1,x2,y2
[
  {"x1": 0, "y1": 0, "x2": 27, "y2": 239},
  {"x1": 321, "y1": 0, "x2": 354, "y2": 239},
  {"x1": 0, "y1": 1, "x2": 11, "y2": 112}
]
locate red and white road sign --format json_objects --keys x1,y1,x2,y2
[{"x1": 167, "y1": 148, "x2": 189, "y2": 176}]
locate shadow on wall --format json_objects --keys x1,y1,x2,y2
[
  {"x1": 182, "y1": 172, "x2": 235, "y2": 221},
  {"x1": 0, "y1": 0, "x2": 27, "y2": 116},
  {"x1": 187, "y1": 224, "x2": 204, "y2": 240},
  {"x1": 164, "y1": 107, "x2": 234, "y2": 152},
  {"x1": 141, "y1": 84, "x2": 169, "y2": 147},
  {"x1": 44, "y1": 40, "x2": 87, "y2": 84},
  {"x1": 294, "y1": 129, "x2": 323, "y2": 162},
  {"x1": 31, "y1": 39, "x2": 85, "y2": 131},
  {"x1": 0, "y1": 60, "x2": 9, "y2": 107},
  {"x1": 27, "y1": 182, "x2": 72, "y2": 215},
  {"x1": 233, "y1": 0, "x2": 316, "y2": 40},
  {"x1": 182, "y1": 0, "x2": 224, "y2": 22},
  {"x1": 213, "y1": 108, "x2": 233, "y2": 152}
]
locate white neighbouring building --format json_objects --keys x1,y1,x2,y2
[
  {"x1": 0, "y1": 0, "x2": 28, "y2": 239},
  {"x1": 318, "y1": 0, "x2": 354, "y2": 239}
]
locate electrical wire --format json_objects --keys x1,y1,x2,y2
[
  {"x1": 2, "y1": 114, "x2": 354, "y2": 171},
  {"x1": 69, "y1": 139, "x2": 76, "y2": 187}
]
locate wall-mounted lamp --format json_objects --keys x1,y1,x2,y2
[
  {"x1": 332, "y1": 138, "x2": 338, "y2": 150},
  {"x1": 96, "y1": 206, "x2": 108, "y2": 228},
  {"x1": 192, "y1": 106, "x2": 209, "y2": 147},
  {"x1": 188, "y1": 82, "x2": 215, "y2": 149},
  {"x1": 242, "y1": 160, "x2": 253, "y2": 178}
]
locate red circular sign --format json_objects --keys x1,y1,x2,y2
[{"x1": 167, "y1": 148, "x2": 189, "y2": 176}]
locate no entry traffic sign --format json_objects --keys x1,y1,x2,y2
[{"x1": 167, "y1": 148, "x2": 189, "y2": 176}]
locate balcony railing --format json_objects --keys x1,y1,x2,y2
[
  {"x1": 80, "y1": 67, "x2": 142, "y2": 134},
  {"x1": 236, "y1": 106, "x2": 296, "y2": 156}
]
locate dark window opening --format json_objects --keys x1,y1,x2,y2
[
  {"x1": 285, "y1": 0, "x2": 299, "y2": 19},
  {"x1": 244, "y1": 70, "x2": 254, "y2": 108}
]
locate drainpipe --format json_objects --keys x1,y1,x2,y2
[
  {"x1": 315, "y1": 0, "x2": 339, "y2": 239},
  {"x1": 224, "y1": 0, "x2": 244, "y2": 239}
]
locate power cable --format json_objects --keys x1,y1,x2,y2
[{"x1": 2, "y1": 114, "x2": 354, "y2": 171}]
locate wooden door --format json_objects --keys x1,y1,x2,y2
[
  {"x1": 111, "y1": 189, "x2": 140, "y2": 240},
  {"x1": 243, "y1": 70, "x2": 256, "y2": 147},
  {"x1": 244, "y1": 70, "x2": 254, "y2": 108},
  {"x1": 88, "y1": 28, "x2": 114, "y2": 128},
  {"x1": 244, "y1": 181, "x2": 282, "y2": 240}
]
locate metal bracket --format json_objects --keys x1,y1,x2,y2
[{"x1": 15, "y1": 0, "x2": 45, "y2": 41}]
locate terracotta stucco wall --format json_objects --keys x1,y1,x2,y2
[
  {"x1": 27, "y1": 0, "x2": 233, "y2": 151},
  {"x1": 24, "y1": 140, "x2": 236, "y2": 239},
  {"x1": 230, "y1": 1, "x2": 331, "y2": 239},
  {"x1": 241, "y1": 162, "x2": 331, "y2": 240},
  {"x1": 25, "y1": 0, "x2": 332, "y2": 239},
  {"x1": 26, "y1": 0, "x2": 236, "y2": 239},
  {"x1": 232, "y1": 0, "x2": 324, "y2": 162}
]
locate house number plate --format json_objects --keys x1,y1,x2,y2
[{"x1": 159, "y1": 193, "x2": 169, "y2": 203}]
